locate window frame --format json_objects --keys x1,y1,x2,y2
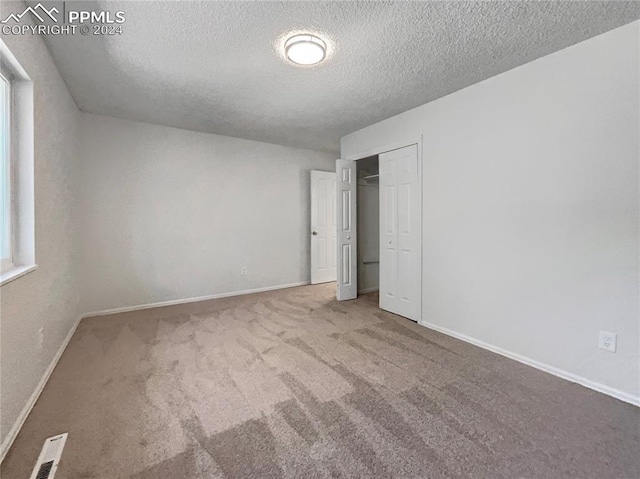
[
  {"x1": 0, "y1": 39, "x2": 36, "y2": 286},
  {"x1": 1, "y1": 69, "x2": 13, "y2": 271}
]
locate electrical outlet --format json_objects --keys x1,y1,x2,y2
[
  {"x1": 38, "y1": 327, "x2": 44, "y2": 349},
  {"x1": 241, "y1": 267, "x2": 248, "y2": 275},
  {"x1": 598, "y1": 331, "x2": 617, "y2": 353}
]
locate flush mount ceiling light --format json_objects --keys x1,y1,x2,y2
[{"x1": 285, "y1": 33, "x2": 327, "y2": 66}]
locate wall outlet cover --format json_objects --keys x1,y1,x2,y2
[{"x1": 598, "y1": 331, "x2": 617, "y2": 353}]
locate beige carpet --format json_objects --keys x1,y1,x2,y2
[{"x1": 2, "y1": 283, "x2": 639, "y2": 478}]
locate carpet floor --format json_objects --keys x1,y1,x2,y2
[{"x1": 2, "y1": 283, "x2": 639, "y2": 478}]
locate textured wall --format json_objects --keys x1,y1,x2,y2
[
  {"x1": 342, "y1": 21, "x2": 640, "y2": 400},
  {"x1": 78, "y1": 114, "x2": 336, "y2": 313},
  {"x1": 0, "y1": 4, "x2": 81, "y2": 453}
]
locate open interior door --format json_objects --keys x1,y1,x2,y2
[
  {"x1": 310, "y1": 170, "x2": 337, "y2": 284},
  {"x1": 336, "y1": 159, "x2": 357, "y2": 300}
]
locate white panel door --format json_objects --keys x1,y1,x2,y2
[
  {"x1": 379, "y1": 145, "x2": 420, "y2": 321},
  {"x1": 311, "y1": 170, "x2": 337, "y2": 284},
  {"x1": 336, "y1": 159, "x2": 357, "y2": 300}
]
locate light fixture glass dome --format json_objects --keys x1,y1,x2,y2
[{"x1": 285, "y1": 34, "x2": 327, "y2": 65}]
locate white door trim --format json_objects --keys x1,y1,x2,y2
[{"x1": 345, "y1": 138, "x2": 422, "y2": 161}]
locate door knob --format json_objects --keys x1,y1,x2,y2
[
  {"x1": 388, "y1": 240, "x2": 392, "y2": 244},
  {"x1": 312, "y1": 231, "x2": 318, "y2": 235}
]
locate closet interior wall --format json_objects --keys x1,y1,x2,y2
[{"x1": 357, "y1": 156, "x2": 380, "y2": 293}]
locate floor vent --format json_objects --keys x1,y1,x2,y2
[
  {"x1": 29, "y1": 433, "x2": 67, "y2": 479},
  {"x1": 35, "y1": 461, "x2": 54, "y2": 479}
]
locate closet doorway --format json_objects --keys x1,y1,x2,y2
[
  {"x1": 356, "y1": 156, "x2": 380, "y2": 294},
  {"x1": 336, "y1": 144, "x2": 421, "y2": 322}
]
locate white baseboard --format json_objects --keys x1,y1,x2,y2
[
  {"x1": 82, "y1": 281, "x2": 311, "y2": 318},
  {"x1": 0, "y1": 314, "x2": 83, "y2": 463},
  {"x1": 419, "y1": 320, "x2": 640, "y2": 408},
  {"x1": 358, "y1": 287, "x2": 379, "y2": 294}
]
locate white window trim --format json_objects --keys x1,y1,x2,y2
[
  {"x1": 0, "y1": 39, "x2": 35, "y2": 287},
  {"x1": 1, "y1": 70, "x2": 13, "y2": 271},
  {"x1": 0, "y1": 264, "x2": 37, "y2": 286}
]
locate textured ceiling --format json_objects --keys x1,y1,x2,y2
[{"x1": 35, "y1": 1, "x2": 640, "y2": 153}]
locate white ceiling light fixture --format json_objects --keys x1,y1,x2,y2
[{"x1": 285, "y1": 33, "x2": 327, "y2": 66}]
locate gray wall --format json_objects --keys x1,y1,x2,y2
[
  {"x1": 342, "y1": 21, "x2": 640, "y2": 401},
  {"x1": 78, "y1": 114, "x2": 336, "y2": 313},
  {"x1": 0, "y1": 7, "x2": 82, "y2": 454}
]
